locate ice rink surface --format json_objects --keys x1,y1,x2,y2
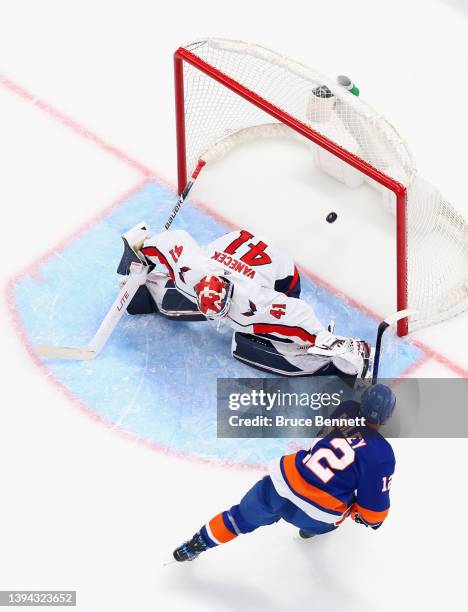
[{"x1": 1, "y1": 1, "x2": 467, "y2": 610}]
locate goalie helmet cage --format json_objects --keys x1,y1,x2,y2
[{"x1": 173, "y1": 38, "x2": 468, "y2": 336}]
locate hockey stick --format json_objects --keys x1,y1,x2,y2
[
  {"x1": 371, "y1": 309, "x2": 416, "y2": 384},
  {"x1": 165, "y1": 160, "x2": 206, "y2": 230},
  {"x1": 34, "y1": 124, "x2": 325, "y2": 362},
  {"x1": 35, "y1": 161, "x2": 208, "y2": 361},
  {"x1": 35, "y1": 263, "x2": 149, "y2": 360}
]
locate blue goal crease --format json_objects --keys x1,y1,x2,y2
[{"x1": 12, "y1": 182, "x2": 422, "y2": 465}]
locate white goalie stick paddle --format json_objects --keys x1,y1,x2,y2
[
  {"x1": 371, "y1": 309, "x2": 417, "y2": 384},
  {"x1": 35, "y1": 263, "x2": 149, "y2": 360}
]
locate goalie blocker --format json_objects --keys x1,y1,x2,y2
[{"x1": 117, "y1": 224, "x2": 370, "y2": 381}]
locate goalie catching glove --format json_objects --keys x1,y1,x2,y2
[{"x1": 308, "y1": 331, "x2": 371, "y2": 378}]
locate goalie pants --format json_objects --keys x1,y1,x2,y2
[{"x1": 198, "y1": 476, "x2": 337, "y2": 549}]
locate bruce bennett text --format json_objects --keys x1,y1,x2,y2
[{"x1": 227, "y1": 415, "x2": 366, "y2": 428}]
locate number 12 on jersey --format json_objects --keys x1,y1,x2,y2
[
  {"x1": 302, "y1": 438, "x2": 356, "y2": 484},
  {"x1": 381, "y1": 475, "x2": 393, "y2": 492}
]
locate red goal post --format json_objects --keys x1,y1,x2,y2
[{"x1": 173, "y1": 39, "x2": 468, "y2": 337}]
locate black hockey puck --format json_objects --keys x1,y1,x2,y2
[{"x1": 326, "y1": 212, "x2": 338, "y2": 223}]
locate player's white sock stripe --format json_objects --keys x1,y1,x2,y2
[
  {"x1": 227, "y1": 512, "x2": 241, "y2": 535},
  {"x1": 205, "y1": 523, "x2": 222, "y2": 546}
]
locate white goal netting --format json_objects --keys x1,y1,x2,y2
[{"x1": 178, "y1": 38, "x2": 468, "y2": 333}]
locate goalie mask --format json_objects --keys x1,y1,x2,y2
[{"x1": 194, "y1": 275, "x2": 233, "y2": 319}]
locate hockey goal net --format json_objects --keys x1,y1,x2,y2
[{"x1": 174, "y1": 38, "x2": 468, "y2": 336}]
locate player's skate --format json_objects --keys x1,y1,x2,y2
[
  {"x1": 298, "y1": 529, "x2": 316, "y2": 539},
  {"x1": 173, "y1": 533, "x2": 208, "y2": 562}
]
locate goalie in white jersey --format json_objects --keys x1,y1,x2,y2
[{"x1": 117, "y1": 223, "x2": 371, "y2": 380}]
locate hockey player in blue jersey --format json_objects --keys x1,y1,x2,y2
[{"x1": 173, "y1": 384, "x2": 396, "y2": 562}]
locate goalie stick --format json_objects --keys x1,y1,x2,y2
[
  {"x1": 165, "y1": 159, "x2": 206, "y2": 230},
  {"x1": 371, "y1": 309, "x2": 416, "y2": 384},
  {"x1": 34, "y1": 133, "x2": 244, "y2": 361},
  {"x1": 35, "y1": 262, "x2": 149, "y2": 360},
  {"x1": 34, "y1": 165, "x2": 209, "y2": 361},
  {"x1": 35, "y1": 124, "x2": 417, "y2": 366}
]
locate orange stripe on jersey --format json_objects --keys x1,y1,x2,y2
[
  {"x1": 209, "y1": 513, "x2": 237, "y2": 544},
  {"x1": 355, "y1": 503, "x2": 389, "y2": 524},
  {"x1": 282, "y1": 454, "x2": 348, "y2": 514}
]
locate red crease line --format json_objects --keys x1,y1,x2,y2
[{"x1": 1, "y1": 72, "x2": 466, "y2": 378}]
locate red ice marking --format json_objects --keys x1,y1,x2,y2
[
  {"x1": 0, "y1": 73, "x2": 154, "y2": 178},
  {"x1": 4, "y1": 182, "x2": 266, "y2": 474},
  {"x1": 11, "y1": 178, "x2": 151, "y2": 280},
  {"x1": 2, "y1": 72, "x2": 466, "y2": 385},
  {"x1": 191, "y1": 197, "x2": 468, "y2": 377}
]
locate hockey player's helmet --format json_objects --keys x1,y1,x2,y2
[
  {"x1": 194, "y1": 275, "x2": 234, "y2": 319},
  {"x1": 360, "y1": 384, "x2": 396, "y2": 425}
]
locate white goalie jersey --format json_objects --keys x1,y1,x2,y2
[
  {"x1": 140, "y1": 228, "x2": 324, "y2": 345},
  {"x1": 205, "y1": 230, "x2": 300, "y2": 295},
  {"x1": 141, "y1": 228, "x2": 300, "y2": 296},
  {"x1": 120, "y1": 225, "x2": 369, "y2": 377}
]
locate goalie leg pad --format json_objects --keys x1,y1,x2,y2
[
  {"x1": 232, "y1": 332, "x2": 360, "y2": 383},
  {"x1": 160, "y1": 281, "x2": 207, "y2": 321},
  {"x1": 145, "y1": 277, "x2": 207, "y2": 321},
  {"x1": 231, "y1": 333, "x2": 346, "y2": 377},
  {"x1": 124, "y1": 270, "x2": 207, "y2": 321},
  {"x1": 127, "y1": 285, "x2": 159, "y2": 315},
  {"x1": 232, "y1": 332, "x2": 306, "y2": 375}
]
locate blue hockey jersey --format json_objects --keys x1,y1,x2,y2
[{"x1": 269, "y1": 401, "x2": 395, "y2": 526}]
